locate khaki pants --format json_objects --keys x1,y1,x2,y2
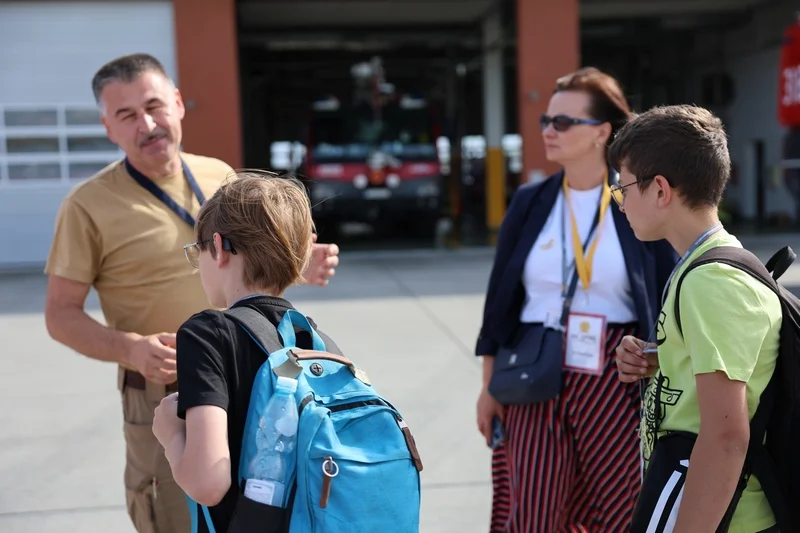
[{"x1": 120, "y1": 368, "x2": 191, "y2": 533}]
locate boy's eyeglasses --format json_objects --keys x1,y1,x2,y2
[
  {"x1": 609, "y1": 176, "x2": 655, "y2": 207},
  {"x1": 540, "y1": 114, "x2": 603, "y2": 132},
  {"x1": 183, "y1": 237, "x2": 236, "y2": 268},
  {"x1": 183, "y1": 240, "x2": 210, "y2": 268}
]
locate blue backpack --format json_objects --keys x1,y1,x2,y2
[{"x1": 186, "y1": 306, "x2": 423, "y2": 533}]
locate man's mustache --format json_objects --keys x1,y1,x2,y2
[{"x1": 138, "y1": 130, "x2": 168, "y2": 147}]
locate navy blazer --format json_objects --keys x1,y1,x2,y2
[{"x1": 475, "y1": 171, "x2": 679, "y2": 356}]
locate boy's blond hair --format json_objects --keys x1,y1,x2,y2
[{"x1": 195, "y1": 171, "x2": 314, "y2": 294}]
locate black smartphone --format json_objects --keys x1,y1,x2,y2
[{"x1": 490, "y1": 415, "x2": 505, "y2": 450}]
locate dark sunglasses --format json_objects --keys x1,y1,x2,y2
[{"x1": 540, "y1": 114, "x2": 603, "y2": 132}]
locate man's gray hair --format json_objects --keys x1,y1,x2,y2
[{"x1": 91, "y1": 53, "x2": 175, "y2": 113}]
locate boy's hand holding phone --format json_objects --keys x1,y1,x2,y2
[{"x1": 615, "y1": 335, "x2": 659, "y2": 383}]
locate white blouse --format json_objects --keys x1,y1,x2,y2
[{"x1": 519, "y1": 184, "x2": 637, "y2": 325}]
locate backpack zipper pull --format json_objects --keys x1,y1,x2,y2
[
  {"x1": 319, "y1": 456, "x2": 339, "y2": 508},
  {"x1": 395, "y1": 416, "x2": 424, "y2": 472}
]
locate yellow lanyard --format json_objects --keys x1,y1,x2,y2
[{"x1": 562, "y1": 174, "x2": 611, "y2": 292}]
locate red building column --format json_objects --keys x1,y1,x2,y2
[
  {"x1": 173, "y1": 0, "x2": 243, "y2": 168},
  {"x1": 517, "y1": 0, "x2": 580, "y2": 183}
]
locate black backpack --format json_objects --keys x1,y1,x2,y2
[{"x1": 674, "y1": 245, "x2": 800, "y2": 532}]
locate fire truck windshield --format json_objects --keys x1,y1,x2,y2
[{"x1": 310, "y1": 101, "x2": 437, "y2": 163}]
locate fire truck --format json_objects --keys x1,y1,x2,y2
[{"x1": 302, "y1": 57, "x2": 443, "y2": 237}]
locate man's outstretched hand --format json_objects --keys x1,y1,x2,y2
[{"x1": 304, "y1": 233, "x2": 339, "y2": 287}]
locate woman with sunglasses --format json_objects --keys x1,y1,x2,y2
[{"x1": 475, "y1": 67, "x2": 678, "y2": 532}]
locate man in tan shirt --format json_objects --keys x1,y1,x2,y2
[{"x1": 43, "y1": 53, "x2": 340, "y2": 533}]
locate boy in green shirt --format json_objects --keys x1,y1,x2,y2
[{"x1": 608, "y1": 104, "x2": 781, "y2": 533}]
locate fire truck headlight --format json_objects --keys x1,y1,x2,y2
[
  {"x1": 386, "y1": 173, "x2": 400, "y2": 188},
  {"x1": 353, "y1": 174, "x2": 368, "y2": 189}
]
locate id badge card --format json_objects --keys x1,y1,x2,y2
[{"x1": 564, "y1": 312, "x2": 607, "y2": 376}]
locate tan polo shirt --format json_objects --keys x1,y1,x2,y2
[{"x1": 44, "y1": 152, "x2": 233, "y2": 339}]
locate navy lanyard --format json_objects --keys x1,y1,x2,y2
[
  {"x1": 660, "y1": 223, "x2": 723, "y2": 307},
  {"x1": 124, "y1": 158, "x2": 206, "y2": 227}
]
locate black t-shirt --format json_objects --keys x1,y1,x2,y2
[{"x1": 176, "y1": 295, "x2": 341, "y2": 533}]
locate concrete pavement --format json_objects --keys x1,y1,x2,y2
[{"x1": 3, "y1": 235, "x2": 800, "y2": 533}]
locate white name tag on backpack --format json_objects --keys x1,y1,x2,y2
[{"x1": 564, "y1": 312, "x2": 606, "y2": 375}]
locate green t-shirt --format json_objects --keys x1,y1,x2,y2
[{"x1": 640, "y1": 231, "x2": 781, "y2": 533}]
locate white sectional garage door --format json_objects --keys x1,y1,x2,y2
[{"x1": 0, "y1": 1, "x2": 178, "y2": 269}]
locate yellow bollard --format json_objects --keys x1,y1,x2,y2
[{"x1": 485, "y1": 146, "x2": 506, "y2": 245}]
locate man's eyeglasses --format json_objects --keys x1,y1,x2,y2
[
  {"x1": 609, "y1": 176, "x2": 655, "y2": 207},
  {"x1": 183, "y1": 237, "x2": 236, "y2": 268},
  {"x1": 540, "y1": 114, "x2": 603, "y2": 132}
]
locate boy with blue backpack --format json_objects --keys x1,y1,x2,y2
[{"x1": 152, "y1": 172, "x2": 422, "y2": 533}]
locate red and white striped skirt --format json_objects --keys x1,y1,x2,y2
[{"x1": 490, "y1": 323, "x2": 642, "y2": 533}]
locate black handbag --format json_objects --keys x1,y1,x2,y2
[
  {"x1": 487, "y1": 202, "x2": 601, "y2": 406},
  {"x1": 488, "y1": 321, "x2": 568, "y2": 405}
]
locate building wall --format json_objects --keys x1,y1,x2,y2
[
  {"x1": 0, "y1": 2, "x2": 178, "y2": 104},
  {"x1": 1, "y1": 0, "x2": 794, "y2": 271},
  {"x1": 173, "y1": 0, "x2": 242, "y2": 169},
  {"x1": 723, "y1": 46, "x2": 791, "y2": 221},
  {"x1": 0, "y1": 1, "x2": 177, "y2": 268},
  {"x1": 688, "y1": 0, "x2": 798, "y2": 222}
]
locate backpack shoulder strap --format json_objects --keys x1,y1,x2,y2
[
  {"x1": 222, "y1": 305, "x2": 286, "y2": 355},
  {"x1": 673, "y1": 245, "x2": 779, "y2": 337}
]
